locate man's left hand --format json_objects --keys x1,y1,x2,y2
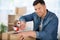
[{"x1": 18, "y1": 31, "x2": 36, "y2": 40}]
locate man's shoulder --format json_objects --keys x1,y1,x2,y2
[{"x1": 48, "y1": 10, "x2": 58, "y2": 19}]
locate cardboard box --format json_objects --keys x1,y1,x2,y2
[
  {"x1": 2, "y1": 31, "x2": 14, "y2": 40},
  {"x1": 2, "y1": 31, "x2": 36, "y2": 40},
  {"x1": 10, "y1": 34, "x2": 35, "y2": 40}
]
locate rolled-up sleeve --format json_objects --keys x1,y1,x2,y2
[{"x1": 36, "y1": 31, "x2": 40, "y2": 39}]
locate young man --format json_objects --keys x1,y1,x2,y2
[{"x1": 18, "y1": 0, "x2": 58, "y2": 40}]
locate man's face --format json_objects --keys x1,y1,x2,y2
[{"x1": 34, "y1": 3, "x2": 46, "y2": 17}]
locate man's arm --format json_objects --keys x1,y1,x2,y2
[
  {"x1": 19, "y1": 13, "x2": 34, "y2": 22},
  {"x1": 18, "y1": 16, "x2": 58, "y2": 40}
]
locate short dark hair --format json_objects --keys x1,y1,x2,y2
[{"x1": 33, "y1": 0, "x2": 45, "y2": 6}]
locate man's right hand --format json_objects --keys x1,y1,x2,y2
[
  {"x1": 14, "y1": 20, "x2": 26, "y2": 31},
  {"x1": 20, "y1": 21, "x2": 26, "y2": 30}
]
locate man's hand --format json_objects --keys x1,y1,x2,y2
[
  {"x1": 18, "y1": 31, "x2": 36, "y2": 40},
  {"x1": 14, "y1": 20, "x2": 26, "y2": 31},
  {"x1": 20, "y1": 21, "x2": 26, "y2": 30}
]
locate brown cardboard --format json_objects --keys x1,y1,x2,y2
[{"x1": 2, "y1": 31, "x2": 36, "y2": 40}]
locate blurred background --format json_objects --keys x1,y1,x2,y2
[{"x1": 0, "y1": 0, "x2": 60, "y2": 39}]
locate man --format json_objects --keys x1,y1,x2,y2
[{"x1": 18, "y1": 0, "x2": 58, "y2": 40}]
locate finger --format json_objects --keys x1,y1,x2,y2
[
  {"x1": 19, "y1": 35, "x2": 23, "y2": 38},
  {"x1": 20, "y1": 35, "x2": 24, "y2": 40}
]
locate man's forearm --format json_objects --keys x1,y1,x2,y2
[{"x1": 27, "y1": 31, "x2": 36, "y2": 38}]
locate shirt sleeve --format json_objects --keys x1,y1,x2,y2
[{"x1": 19, "y1": 13, "x2": 34, "y2": 22}]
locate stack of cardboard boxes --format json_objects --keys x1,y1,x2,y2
[
  {"x1": 2, "y1": 31, "x2": 35, "y2": 40},
  {"x1": 8, "y1": 7, "x2": 26, "y2": 31},
  {"x1": 2, "y1": 7, "x2": 35, "y2": 40}
]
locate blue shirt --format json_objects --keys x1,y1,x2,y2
[{"x1": 19, "y1": 10, "x2": 58, "y2": 40}]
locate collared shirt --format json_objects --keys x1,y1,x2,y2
[{"x1": 19, "y1": 10, "x2": 58, "y2": 40}]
